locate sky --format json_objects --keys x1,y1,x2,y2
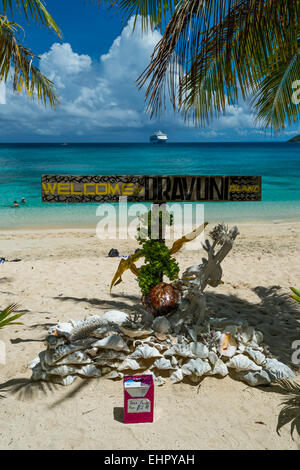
[{"x1": 0, "y1": 0, "x2": 298, "y2": 142}]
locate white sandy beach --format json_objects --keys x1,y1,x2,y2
[{"x1": 0, "y1": 221, "x2": 299, "y2": 450}]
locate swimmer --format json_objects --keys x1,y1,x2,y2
[
  {"x1": 13, "y1": 201, "x2": 19, "y2": 207},
  {"x1": 21, "y1": 197, "x2": 26, "y2": 203}
]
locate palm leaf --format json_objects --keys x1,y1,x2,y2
[
  {"x1": 170, "y1": 222, "x2": 208, "y2": 255},
  {"x1": 0, "y1": 17, "x2": 58, "y2": 106},
  {"x1": 0, "y1": 303, "x2": 23, "y2": 329},
  {"x1": 2, "y1": 0, "x2": 61, "y2": 37},
  {"x1": 136, "y1": 0, "x2": 300, "y2": 130}
]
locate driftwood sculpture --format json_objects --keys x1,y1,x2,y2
[{"x1": 173, "y1": 224, "x2": 239, "y2": 324}]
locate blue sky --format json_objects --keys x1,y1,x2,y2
[{"x1": 0, "y1": 0, "x2": 298, "y2": 142}]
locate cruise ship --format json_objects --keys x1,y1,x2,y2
[{"x1": 150, "y1": 130, "x2": 168, "y2": 143}]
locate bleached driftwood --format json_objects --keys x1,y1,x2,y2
[{"x1": 174, "y1": 224, "x2": 239, "y2": 324}]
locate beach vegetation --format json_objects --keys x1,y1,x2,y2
[
  {"x1": 0, "y1": 0, "x2": 61, "y2": 106},
  {"x1": 290, "y1": 287, "x2": 300, "y2": 303},
  {"x1": 0, "y1": 303, "x2": 23, "y2": 329}
]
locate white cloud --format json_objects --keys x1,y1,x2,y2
[{"x1": 0, "y1": 16, "x2": 280, "y2": 141}]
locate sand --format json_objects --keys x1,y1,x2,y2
[{"x1": 0, "y1": 221, "x2": 299, "y2": 450}]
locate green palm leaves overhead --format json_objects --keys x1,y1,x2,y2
[
  {"x1": 0, "y1": 0, "x2": 61, "y2": 106},
  {"x1": 104, "y1": 0, "x2": 300, "y2": 131},
  {"x1": 0, "y1": 303, "x2": 23, "y2": 329},
  {"x1": 290, "y1": 287, "x2": 300, "y2": 303}
]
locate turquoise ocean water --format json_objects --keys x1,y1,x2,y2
[{"x1": 0, "y1": 143, "x2": 299, "y2": 229}]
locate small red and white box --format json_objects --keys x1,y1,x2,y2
[{"x1": 123, "y1": 374, "x2": 154, "y2": 424}]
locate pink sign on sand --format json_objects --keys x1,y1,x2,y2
[{"x1": 123, "y1": 375, "x2": 154, "y2": 424}]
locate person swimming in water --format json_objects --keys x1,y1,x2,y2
[
  {"x1": 13, "y1": 201, "x2": 19, "y2": 207},
  {"x1": 21, "y1": 197, "x2": 26, "y2": 203}
]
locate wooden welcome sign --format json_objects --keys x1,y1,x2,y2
[{"x1": 41, "y1": 175, "x2": 262, "y2": 203}]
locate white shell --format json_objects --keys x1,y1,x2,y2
[
  {"x1": 245, "y1": 347, "x2": 266, "y2": 366},
  {"x1": 170, "y1": 369, "x2": 184, "y2": 384},
  {"x1": 78, "y1": 365, "x2": 102, "y2": 377},
  {"x1": 119, "y1": 326, "x2": 153, "y2": 338},
  {"x1": 208, "y1": 359, "x2": 228, "y2": 377},
  {"x1": 105, "y1": 371, "x2": 124, "y2": 380},
  {"x1": 49, "y1": 322, "x2": 73, "y2": 337},
  {"x1": 94, "y1": 350, "x2": 127, "y2": 362},
  {"x1": 164, "y1": 343, "x2": 195, "y2": 358},
  {"x1": 219, "y1": 333, "x2": 237, "y2": 358},
  {"x1": 29, "y1": 356, "x2": 40, "y2": 369},
  {"x1": 153, "y1": 358, "x2": 175, "y2": 370},
  {"x1": 91, "y1": 335, "x2": 130, "y2": 352},
  {"x1": 263, "y1": 358, "x2": 295, "y2": 380},
  {"x1": 227, "y1": 354, "x2": 262, "y2": 372},
  {"x1": 92, "y1": 325, "x2": 120, "y2": 338},
  {"x1": 190, "y1": 342, "x2": 209, "y2": 359},
  {"x1": 100, "y1": 310, "x2": 129, "y2": 325},
  {"x1": 152, "y1": 316, "x2": 171, "y2": 334},
  {"x1": 44, "y1": 345, "x2": 85, "y2": 365},
  {"x1": 242, "y1": 370, "x2": 271, "y2": 386},
  {"x1": 131, "y1": 343, "x2": 162, "y2": 359},
  {"x1": 118, "y1": 358, "x2": 141, "y2": 371},
  {"x1": 50, "y1": 351, "x2": 93, "y2": 366},
  {"x1": 182, "y1": 358, "x2": 211, "y2": 377},
  {"x1": 208, "y1": 351, "x2": 218, "y2": 365},
  {"x1": 51, "y1": 375, "x2": 77, "y2": 386}
]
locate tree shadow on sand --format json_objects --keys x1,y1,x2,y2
[
  {"x1": 0, "y1": 377, "x2": 59, "y2": 401},
  {"x1": 54, "y1": 293, "x2": 141, "y2": 315},
  {"x1": 206, "y1": 285, "x2": 300, "y2": 367}
]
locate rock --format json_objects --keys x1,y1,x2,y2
[{"x1": 108, "y1": 249, "x2": 119, "y2": 257}]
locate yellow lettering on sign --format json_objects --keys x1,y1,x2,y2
[
  {"x1": 84, "y1": 183, "x2": 95, "y2": 195},
  {"x1": 96, "y1": 183, "x2": 107, "y2": 195},
  {"x1": 71, "y1": 183, "x2": 83, "y2": 195},
  {"x1": 42, "y1": 183, "x2": 57, "y2": 194},
  {"x1": 58, "y1": 183, "x2": 71, "y2": 195},
  {"x1": 122, "y1": 183, "x2": 134, "y2": 195}
]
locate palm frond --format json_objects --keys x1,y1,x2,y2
[
  {"x1": 2, "y1": 0, "x2": 61, "y2": 37},
  {"x1": 136, "y1": 0, "x2": 300, "y2": 130},
  {"x1": 0, "y1": 303, "x2": 23, "y2": 329},
  {"x1": 90, "y1": 0, "x2": 180, "y2": 30},
  {"x1": 0, "y1": 17, "x2": 58, "y2": 106}
]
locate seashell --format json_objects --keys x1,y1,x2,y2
[
  {"x1": 152, "y1": 316, "x2": 171, "y2": 334},
  {"x1": 94, "y1": 359, "x2": 121, "y2": 368},
  {"x1": 51, "y1": 375, "x2": 78, "y2": 386},
  {"x1": 241, "y1": 370, "x2": 271, "y2": 387},
  {"x1": 49, "y1": 322, "x2": 73, "y2": 338},
  {"x1": 130, "y1": 343, "x2": 162, "y2": 360},
  {"x1": 164, "y1": 343, "x2": 195, "y2": 358},
  {"x1": 94, "y1": 350, "x2": 127, "y2": 362},
  {"x1": 78, "y1": 365, "x2": 102, "y2": 378},
  {"x1": 119, "y1": 325, "x2": 153, "y2": 338},
  {"x1": 100, "y1": 310, "x2": 130, "y2": 325},
  {"x1": 118, "y1": 358, "x2": 141, "y2": 371},
  {"x1": 263, "y1": 358, "x2": 295, "y2": 381},
  {"x1": 219, "y1": 333, "x2": 237, "y2": 357},
  {"x1": 91, "y1": 335, "x2": 130, "y2": 352},
  {"x1": 47, "y1": 350, "x2": 93, "y2": 366},
  {"x1": 227, "y1": 354, "x2": 262, "y2": 372},
  {"x1": 47, "y1": 365, "x2": 79, "y2": 377},
  {"x1": 31, "y1": 364, "x2": 46, "y2": 381},
  {"x1": 152, "y1": 358, "x2": 175, "y2": 370},
  {"x1": 44, "y1": 344, "x2": 85, "y2": 365},
  {"x1": 182, "y1": 358, "x2": 211, "y2": 377},
  {"x1": 29, "y1": 356, "x2": 40, "y2": 369},
  {"x1": 154, "y1": 375, "x2": 166, "y2": 386},
  {"x1": 208, "y1": 351, "x2": 218, "y2": 365},
  {"x1": 86, "y1": 347, "x2": 98, "y2": 357},
  {"x1": 170, "y1": 356, "x2": 178, "y2": 368},
  {"x1": 253, "y1": 330, "x2": 264, "y2": 344},
  {"x1": 170, "y1": 369, "x2": 184, "y2": 384},
  {"x1": 45, "y1": 335, "x2": 66, "y2": 349},
  {"x1": 245, "y1": 347, "x2": 266, "y2": 366},
  {"x1": 105, "y1": 371, "x2": 124, "y2": 380},
  {"x1": 154, "y1": 332, "x2": 167, "y2": 341},
  {"x1": 92, "y1": 325, "x2": 120, "y2": 338},
  {"x1": 143, "y1": 282, "x2": 180, "y2": 316},
  {"x1": 190, "y1": 342, "x2": 209, "y2": 359},
  {"x1": 239, "y1": 326, "x2": 255, "y2": 344},
  {"x1": 208, "y1": 359, "x2": 228, "y2": 377}
]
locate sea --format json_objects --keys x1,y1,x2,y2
[{"x1": 0, "y1": 142, "x2": 299, "y2": 230}]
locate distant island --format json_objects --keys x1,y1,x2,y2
[{"x1": 288, "y1": 135, "x2": 300, "y2": 142}]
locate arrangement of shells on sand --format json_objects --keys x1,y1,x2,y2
[{"x1": 29, "y1": 224, "x2": 295, "y2": 387}]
